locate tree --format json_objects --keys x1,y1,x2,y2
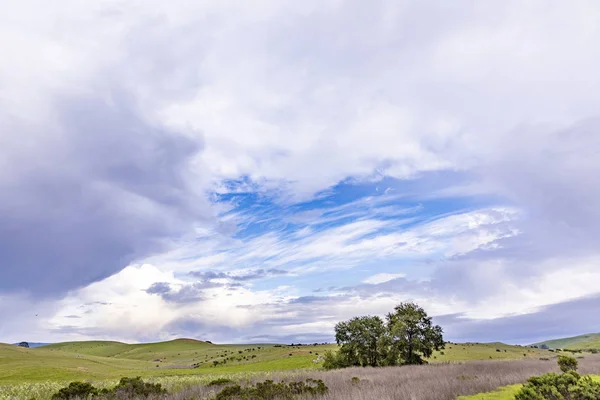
[
  {"x1": 386, "y1": 302, "x2": 445, "y2": 365},
  {"x1": 334, "y1": 315, "x2": 387, "y2": 367},
  {"x1": 328, "y1": 302, "x2": 444, "y2": 369}
]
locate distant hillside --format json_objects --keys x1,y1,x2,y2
[
  {"x1": 0, "y1": 339, "x2": 550, "y2": 383},
  {"x1": 42, "y1": 338, "x2": 216, "y2": 358},
  {"x1": 11, "y1": 342, "x2": 50, "y2": 348},
  {"x1": 534, "y1": 333, "x2": 600, "y2": 350}
]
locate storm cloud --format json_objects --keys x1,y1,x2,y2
[{"x1": 0, "y1": 91, "x2": 207, "y2": 296}]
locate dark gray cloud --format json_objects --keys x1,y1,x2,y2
[
  {"x1": 189, "y1": 268, "x2": 288, "y2": 282},
  {"x1": 145, "y1": 282, "x2": 172, "y2": 295},
  {"x1": 145, "y1": 280, "x2": 242, "y2": 303},
  {"x1": 437, "y1": 294, "x2": 600, "y2": 345},
  {"x1": 0, "y1": 89, "x2": 208, "y2": 297}
]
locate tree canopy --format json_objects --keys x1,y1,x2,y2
[{"x1": 324, "y1": 302, "x2": 444, "y2": 369}]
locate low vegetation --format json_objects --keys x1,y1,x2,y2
[
  {"x1": 215, "y1": 378, "x2": 328, "y2": 400},
  {"x1": 51, "y1": 377, "x2": 165, "y2": 399},
  {"x1": 514, "y1": 356, "x2": 600, "y2": 400},
  {"x1": 4, "y1": 357, "x2": 599, "y2": 400}
]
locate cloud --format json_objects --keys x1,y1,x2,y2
[
  {"x1": 189, "y1": 268, "x2": 288, "y2": 282},
  {"x1": 363, "y1": 273, "x2": 407, "y2": 285},
  {"x1": 145, "y1": 282, "x2": 172, "y2": 295},
  {"x1": 436, "y1": 294, "x2": 600, "y2": 345},
  {"x1": 2, "y1": 0, "x2": 600, "y2": 344}
]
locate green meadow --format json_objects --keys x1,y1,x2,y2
[
  {"x1": 2, "y1": 338, "x2": 599, "y2": 399},
  {"x1": 0, "y1": 339, "x2": 553, "y2": 384},
  {"x1": 0, "y1": 340, "x2": 336, "y2": 384}
]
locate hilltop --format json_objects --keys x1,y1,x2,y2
[{"x1": 533, "y1": 333, "x2": 600, "y2": 350}]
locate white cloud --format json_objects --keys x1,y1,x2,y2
[
  {"x1": 363, "y1": 273, "x2": 406, "y2": 285},
  {"x1": 2, "y1": 0, "x2": 600, "y2": 343}
]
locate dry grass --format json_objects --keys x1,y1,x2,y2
[{"x1": 166, "y1": 356, "x2": 600, "y2": 400}]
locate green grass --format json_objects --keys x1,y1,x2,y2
[
  {"x1": 0, "y1": 341, "x2": 336, "y2": 384},
  {"x1": 0, "y1": 339, "x2": 553, "y2": 385},
  {"x1": 431, "y1": 342, "x2": 550, "y2": 362},
  {"x1": 533, "y1": 333, "x2": 600, "y2": 350},
  {"x1": 458, "y1": 375, "x2": 600, "y2": 399}
]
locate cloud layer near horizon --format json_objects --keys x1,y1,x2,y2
[{"x1": 1, "y1": 0, "x2": 600, "y2": 344}]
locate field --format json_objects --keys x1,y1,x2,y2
[
  {"x1": 1, "y1": 339, "x2": 598, "y2": 399},
  {"x1": 533, "y1": 333, "x2": 600, "y2": 350},
  {"x1": 0, "y1": 340, "x2": 556, "y2": 384},
  {"x1": 0, "y1": 340, "x2": 337, "y2": 384},
  {"x1": 1, "y1": 357, "x2": 600, "y2": 400}
]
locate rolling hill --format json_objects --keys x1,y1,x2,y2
[
  {"x1": 0, "y1": 338, "x2": 556, "y2": 384},
  {"x1": 0, "y1": 339, "x2": 336, "y2": 383},
  {"x1": 533, "y1": 333, "x2": 600, "y2": 350}
]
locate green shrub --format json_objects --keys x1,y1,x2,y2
[
  {"x1": 101, "y1": 377, "x2": 166, "y2": 399},
  {"x1": 52, "y1": 382, "x2": 98, "y2": 400},
  {"x1": 557, "y1": 355, "x2": 578, "y2": 373},
  {"x1": 215, "y1": 378, "x2": 328, "y2": 400},
  {"x1": 351, "y1": 376, "x2": 360, "y2": 384},
  {"x1": 208, "y1": 378, "x2": 234, "y2": 386},
  {"x1": 322, "y1": 350, "x2": 351, "y2": 370},
  {"x1": 515, "y1": 357, "x2": 600, "y2": 400},
  {"x1": 52, "y1": 377, "x2": 166, "y2": 400}
]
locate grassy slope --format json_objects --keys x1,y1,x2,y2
[
  {"x1": 534, "y1": 333, "x2": 600, "y2": 350},
  {"x1": 458, "y1": 376, "x2": 600, "y2": 400},
  {"x1": 0, "y1": 340, "x2": 552, "y2": 384},
  {"x1": 431, "y1": 342, "x2": 549, "y2": 362},
  {"x1": 0, "y1": 340, "x2": 336, "y2": 383}
]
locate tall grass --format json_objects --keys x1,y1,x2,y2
[
  {"x1": 170, "y1": 356, "x2": 600, "y2": 400},
  {"x1": 2, "y1": 356, "x2": 600, "y2": 399}
]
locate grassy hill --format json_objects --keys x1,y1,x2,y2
[
  {"x1": 0, "y1": 339, "x2": 554, "y2": 384},
  {"x1": 533, "y1": 333, "x2": 600, "y2": 350},
  {"x1": 0, "y1": 340, "x2": 335, "y2": 384}
]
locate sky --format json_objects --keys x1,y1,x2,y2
[{"x1": 1, "y1": 0, "x2": 600, "y2": 345}]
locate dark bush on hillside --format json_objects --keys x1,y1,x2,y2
[
  {"x1": 515, "y1": 356, "x2": 600, "y2": 400},
  {"x1": 208, "y1": 378, "x2": 234, "y2": 386},
  {"x1": 52, "y1": 382, "x2": 98, "y2": 400},
  {"x1": 52, "y1": 377, "x2": 166, "y2": 400},
  {"x1": 105, "y1": 376, "x2": 165, "y2": 398},
  {"x1": 215, "y1": 378, "x2": 328, "y2": 400}
]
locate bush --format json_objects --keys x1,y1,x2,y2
[
  {"x1": 322, "y1": 350, "x2": 351, "y2": 370},
  {"x1": 351, "y1": 376, "x2": 360, "y2": 384},
  {"x1": 215, "y1": 379, "x2": 328, "y2": 400},
  {"x1": 52, "y1": 382, "x2": 98, "y2": 400},
  {"x1": 557, "y1": 355, "x2": 578, "y2": 373},
  {"x1": 515, "y1": 356, "x2": 600, "y2": 400},
  {"x1": 100, "y1": 377, "x2": 165, "y2": 399},
  {"x1": 208, "y1": 378, "x2": 234, "y2": 386},
  {"x1": 52, "y1": 377, "x2": 166, "y2": 400}
]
